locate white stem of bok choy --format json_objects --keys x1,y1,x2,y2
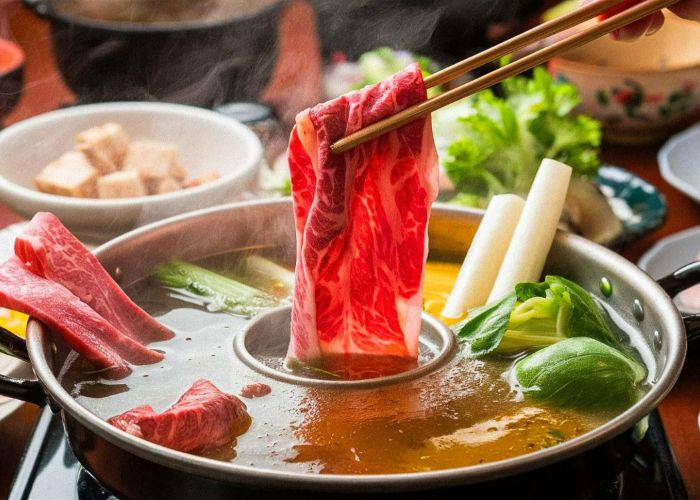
[{"x1": 153, "y1": 260, "x2": 281, "y2": 317}]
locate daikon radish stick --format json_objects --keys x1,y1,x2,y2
[
  {"x1": 487, "y1": 159, "x2": 572, "y2": 303},
  {"x1": 441, "y1": 194, "x2": 525, "y2": 318}
]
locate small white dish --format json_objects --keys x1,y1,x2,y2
[
  {"x1": 658, "y1": 123, "x2": 700, "y2": 204},
  {"x1": 638, "y1": 225, "x2": 700, "y2": 312},
  {"x1": 0, "y1": 102, "x2": 262, "y2": 242}
]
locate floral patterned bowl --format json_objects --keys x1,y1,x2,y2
[{"x1": 548, "y1": 13, "x2": 700, "y2": 145}]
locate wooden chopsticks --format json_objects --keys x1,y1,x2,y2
[{"x1": 331, "y1": 0, "x2": 678, "y2": 154}]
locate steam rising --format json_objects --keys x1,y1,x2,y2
[{"x1": 311, "y1": 0, "x2": 532, "y2": 61}]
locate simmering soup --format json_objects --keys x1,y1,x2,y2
[{"x1": 61, "y1": 252, "x2": 647, "y2": 475}]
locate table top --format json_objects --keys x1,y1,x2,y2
[{"x1": 0, "y1": 3, "x2": 698, "y2": 499}]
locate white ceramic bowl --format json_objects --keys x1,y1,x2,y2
[
  {"x1": 0, "y1": 102, "x2": 262, "y2": 241},
  {"x1": 658, "y1": 122, "x2": 700, "y2": 204},
  {"x1": 549, "y1": 14, "x2": 700, "y2": 144}
]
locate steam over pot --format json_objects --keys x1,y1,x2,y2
[{"x1": 22, "y1": 0, "x2": 285, "y2": 106}]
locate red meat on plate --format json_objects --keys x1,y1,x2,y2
[
  {"x1": 109, "y1": 380, "x2": 250, "y2": 452},
  {"x1": 0, "y1": 257, "x2": 163, "y2": 378},
  {"x1": 286, "y1": 63, "x2": 438, "y2": 371},
  {"x1": 15, "y1": 212, "x2": 173, "y2": 343}
]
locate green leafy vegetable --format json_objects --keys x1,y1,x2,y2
[
  {"x1": 454, "y1": 274, "x2": 647, "y2": 410},
  {"x1": 543, "y1": 276, "x2": 625, "y2": 351},
  {"x1": 259, "y1": 164, "x2": 291, "y2": 197},
  {"x1": 153, "y1": 260, "x2": 280, "y2": 317},
  {"x1": 353, "y1": 47, "x2": 441, "y2": 96},
  {"x1": 276, "y1": 178, "x2": 292, "y2": 196},
  {"x1": 496, "y1": 283, "x2": 572, "y2": 354},
  {"x1": 453, "y1": 292, "x2": 517, "y2": 357},
  {"x1": 498, "y1": 276, "x2": 626, "y2": 355},
  {"x1": 454, "y1": 275, "x2": 627, "y2": 357},
  {"x1": 513, "y1": 337, "x2": 646, "y2": 409},
  {"x1": 441, "y1": 67, "x2": 602, "y2": 207}
]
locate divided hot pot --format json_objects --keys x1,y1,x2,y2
[{"x1": 0, "y1": 199, "x2": 696, "y2": 498}]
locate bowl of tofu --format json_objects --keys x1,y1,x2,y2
[{"x1": 0, "y1": 102, "x2": 262, "y2": 241}]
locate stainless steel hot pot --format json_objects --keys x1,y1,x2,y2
[{"x1": 0, "y1": 200, "x2": 697, "y2": 499}]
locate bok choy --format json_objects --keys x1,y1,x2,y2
[
  {"x1": 512, "y1": 337, "x2": 645, "y2": 409},
  {"x1": 153, "y1": 260, "x2": 281, "y2": 317},
  {"x1": 454, "y1": 275, "x2": 646, "y2": 409},
  {"x1": 236, "y1": 255, "x2": 294, "y2": 296},
  {"x1": 455, "y1": 275, "x2": 627, "y2": 356}
]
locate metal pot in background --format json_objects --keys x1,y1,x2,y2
[
  {"x1": 310, "y1": 0, "x2": 542, "y2": 62},
  {"x1": 22, "y1": 0, "x2": 285, "y2": 106},
  {"x1": 0, "y1": 201, "x2": 696, "y2": 498}
]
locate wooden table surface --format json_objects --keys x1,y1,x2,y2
[{"x1": 0, "y1": 3, "x2": 698, "y2": 499}]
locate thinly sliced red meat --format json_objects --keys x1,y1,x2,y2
[
  {"x1": 286, "y1": 64, "x2": 438, "y2": 368},
  {"x1": 108, "y1": 380, "x2": 250, "y2": 452},
  {"x1": 240, "y1": 383, "x2": 271, "y2": 399},
  {"x1": 0, "y1": 257, "x2": 163, "y2": 378},
  {"x1": 15, "y1": 212, "x2": 172, "y2": 344}
]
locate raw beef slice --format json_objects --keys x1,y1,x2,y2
[
  {"x1": 286, "y1": 63, "x2": 438, "y2": 366},
  {"x1": 109, "y1": 380, "x2": 250, "y2": 452},
  {"x1": 0, "y1": 257, "x2": 163, "y2": 378},
  {"x1": 15, "y1": 212, "x2": 173, "y2": 343}
]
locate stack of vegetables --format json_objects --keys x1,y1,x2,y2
[
  {"x1": 457, "y1": 276, "x2": 645, "y2": 409},
  {"x1": 443, "y1": 160, "x2": 645, "y2": 410}
]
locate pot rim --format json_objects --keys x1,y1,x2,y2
[
  {"x1": 25, "y1": 199, "x2": 688, "y2": 492},
  {"x1": 35, "y1": 0, "x2": 285, "y2": 34}
]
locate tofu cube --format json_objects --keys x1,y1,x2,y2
[
  {"x1": 123, "y1": 141, "x2": 188, "y2": 193},
  {"x1": 76, "y1": 122, "x2": 130, "y2": 174},
  {"x1": 183, "y1": 170, "x2": 220, "y2": 189},
  {"x1": 153, "y1": 177, "x2": 182, "y2": 195},
  {"x1": 96, "y1": 170, "x2": 147, "y2": 199},
  {"x1": 34, "y1": 151, "x2": 98, "y2": 198}
]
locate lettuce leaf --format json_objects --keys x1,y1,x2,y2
[
  {"x1": 353, "y1": 47, "x2": 441, "y2": 96},
  {"x1": 441, "y1": 67, "x2": 601, "y2": 207}
]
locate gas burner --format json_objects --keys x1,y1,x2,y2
[
  {"x1": 10, "y1": 408, "x2": 687, "y2": 500},
  {"x1": 76, "y1": 469, "x2": 115, "y2": 500}
]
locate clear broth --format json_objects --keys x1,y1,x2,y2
[{"x1": 61, "y1": 255, "x2": 646, "y2": 475}]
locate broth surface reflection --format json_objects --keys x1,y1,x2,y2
[{"x1": 61, "y1": 257, "x2": 630, "y2": 475}]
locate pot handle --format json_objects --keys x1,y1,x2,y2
[
  {"x1": 658, "y1": 261, "x2": 700, "y2": 344},
  {"x1": 681, "y1": 313, "x2": 700, "y2": 344},
  {"x1": 0, "y1": 326, "x2": 45, "y2": 406},
  {"x1": 22, "y1": 0, "x2": 50, "y2": 17}
]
